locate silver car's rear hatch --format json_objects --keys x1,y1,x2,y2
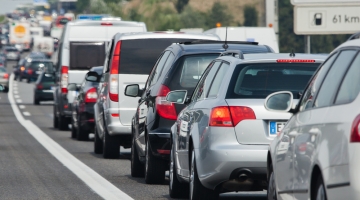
[{"x1": 226, "y1": 99, "x2": 292, "y2": 145}]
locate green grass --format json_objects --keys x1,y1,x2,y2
[{"x1": 0, "y1": 15, "x2": 5, "y2": 23}]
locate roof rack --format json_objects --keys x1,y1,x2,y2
[
  {"x1": 219, "y1": 50, "x2": 244, "y2": 59},
  {"x1": 180, "y1": 40, "x2": 259, "y2": 45},
  {"x1": 347, "y1": 31, "x2": 360, "y2": 41}
]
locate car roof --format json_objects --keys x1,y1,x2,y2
[
  {"x1": 218, "y1": 53, "x2": 327, "y2": 64},
  {"x1": 168, "y1": 43, "x2": 272, "y2": 55},
  {"x1": 115, "y1": 31, "x2": 219, "y2": 41},
  {"x1": 67, "y1": 20, "x2": 146, "y2": 27},
  {"x1": 332, "y1": 38, "x2": 360, "y2": 52},
  {"x1": 27, "y1": 59, "x2": 53, "y2": 62}
]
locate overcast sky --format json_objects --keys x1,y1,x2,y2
[{"x1": 0, "y1": 0, "x2": 33, "y2": 15}]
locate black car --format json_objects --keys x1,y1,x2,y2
[
  {"x1": 124, "y1": 41, "x2": 274, "y2": 184},
  {"x1": 24, "y1": 59, "x2": 54, "y2": 83},
  {"x1": 13, "y1": 58, "x2": 26, "y2": 80},
  {"x1": 33, "y1": 72, "x2": 56, "y2": 104},
  {"x1": 70, "y1": 66, "x2": 103, "y2": 141}
]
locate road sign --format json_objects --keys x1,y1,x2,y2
[
  {"x1": 294, "y1": 5, "x2": 360, "y2": 35},
  {"x1": 291, "y1": 0, "x2": 360, "y2": 5}
]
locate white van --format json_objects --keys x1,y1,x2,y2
[
  {"x1": 53, "y1": 20, "x2": 147, "y2": 130},
  {"x1": 204, "y1": 27, "x2": 279, "y2": 53}
]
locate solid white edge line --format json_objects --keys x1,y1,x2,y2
[{"x1": 8, "y1": 75, "x2": 133, "y2": 200}]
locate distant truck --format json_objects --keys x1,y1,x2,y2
[
  {"x1": 204, "y1": 27, "x2": 279, "y2": 53},
  {"x1": 33, "y1": 36, "x2": 54, "y2": 58},
  {"x1": 9, "y1": 22, "x2": 31, "y2": 51}
]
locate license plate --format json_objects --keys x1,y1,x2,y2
[{"x1": 269, "y1": 121, "x2": 286, "y2": 136}]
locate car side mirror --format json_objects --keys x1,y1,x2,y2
[
  {"x1": 264, "y1": 91, "x2": 294, "y2": 112},
  {"x1": 67, "y1": 83, "x2": 79, "y2": 91},
  {"x1": 85, "y1": 71, "x2": 100, "y2": 82},
  {"x1": 166, "y1": 90, "x2": 187, "y2": 104},
  {"x1": 124, "y1": 84, "x2": 141, "y2": 97}
]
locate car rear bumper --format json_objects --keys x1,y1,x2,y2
[
  {"x1": 195, "y1": 143, "x2": 268, "y2": 191},
  {"x1": 105, "y1": 109, "x2": 131, "y2": 136},
  {"x1": 148, "y1": 132, "x2": 171, "y2": 160},
  {"x1": 35, "y1": 90, "x2": 54, "y2": 100}
]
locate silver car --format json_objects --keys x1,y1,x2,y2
[
  {"x1": 266, "y1": 39, "x2": 360, "y2": 200},
  {"x1": 166, "y1": 52, "x2": 326, "y2": 199}
]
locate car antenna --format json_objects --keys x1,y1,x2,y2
[
  {"x1": 222, "y1": 27, "x2": 228, "y2": 50},
  {"x1": 290, "y1": 49, "x2": 295, "y2": 57}
]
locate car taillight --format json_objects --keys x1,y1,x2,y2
[
  {"x1": 101, "y1": 22, "x2": 113, "y2": 26},
  {"x1": 109, "y1": 41, "x2": 121, "y2": 102},
  {"x1": 350, "y1": 114, "x2": 360, "y2": 142},
  {"x1": 155, "y1": 85, "x2": 177, "y2": 120},
  {"x1": 61, "y1": 66, "x2": 68, "y2": 94},
  {"x1": 3, "y1": 73, "x2": 8, "y2": 79},
  {"x1": 36, "y1": 83, "x2": 43, "y2": 90},
  {"x1": 27, "y1": 68, "x2": 33, "y2": 75},
  {"x1": 209, "y1": 106, "x2": 256, "y2": 127},
  {"x1": 298, "y1": 143, "x2": 307, "y2": 152},
  {"x1": 85, "y1": 87, "x2": 97, "y2": 103},
  {"x1": 277, "y1": 59, "x2": 315, "y2": 63}
]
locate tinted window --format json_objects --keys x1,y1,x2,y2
[
  {"x1": 41, "y1": 74, "x2": 55, "y2": 82},
  {"x1": 70, "y1": 42, "x2": 106, "y2": 70},
  {"x1": 119, "y1": 38, "x2": 200, "y2": 75},
  {"x1": 314, "y1": 50, "x2": 357, "y2": 108},
  {"x1": 29, "y1": 62, "x2": 54, "y2": 73},
  {"x1": 299, "y1": 53, "x2": 338, "y2": 111},
  {"x1": 180, "y1": 55, "x2": 218, "y2": 89},
  {"x1": 207, "y1": 63, "x2": 229, "y2": 98},
  {"x1": 227, "y1": 63, "x2": 319, "y2": 99},
  {"x1": 59, "y1": 18, "x2": 69, "y2": 25},
  {"x1": 5, "y1": 48, "x2": 17, "y2": 52},
  {"x1": 335, "y1": 52, "x2": 360, "y2": 105},
  {"x1": 191, "y1": 63, "x2": 214, "y2": 102},
  {"x1": 149, "y1": 51, "x2": 170, "y2": 86}
]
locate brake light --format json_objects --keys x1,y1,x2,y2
[
  {"x1": 298, "y1": 143, "x2": 307, "y2": 152},
  {"x1": 350, "y1": 114, "x2": 360, "y2": 142},
  {"x1": 61, "y1": 66, "x2": 69, "y2": 94},
  {"x1": 277, "y1": 59, "x2": 315, "y2": 63},
  {"x1": 101, "y1": 22, "x2": 113, "y2": 26},
  {"x1": 36, "y1": 83, "x2": 43, "y2": 90},
  {"x1": 3, "y1": 73, "x2": 8, "y2": 79},
  {"x1": 155, "y1": 85, "x2": 177, "y2": 120},
  {"x1": 109, "y1": 41, "x2": 121, "y2": 102},
  {"x1": 85, "y1": 87, "x2": 97, "y2": 103},
  {"x1": 27, "y1": 68, "x2": 33, "y2": 75},
  {"x1": 111, "y1": 113, "x2": 119, "y2": 117},
  {"x1": 209, "y1": 106, "x2": 256, "y2": 127}
]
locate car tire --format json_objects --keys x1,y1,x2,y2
[
  {"x1": 27, "y1": 78, "x2": 30, "y2": 83},
  {"x1": 131, "y1": 132, "x2": 144, "y2": 177},
  {"x1": 3, "y1": 86, "x2": 9, "y2": 93},
  {"x1": 313, "y1": 175, "x2": 327, "y2": 200},
  {"x1": 102, "y1": 128, "x2": 120, "y2": 159},
  {"x1": 169, "y1": 142, "x2": 188, "y2": 198},
  {"x1": 71, "y1": 117, "x2": 77, "y2": 138},
  {"x1": 76, "y1": 115, "x2": 88, "y2": 141},
  {"x1": 267, "y1": 165, "x2": 277, "y2": 200},
  {"x1": 33, "y1": 96, "x2": 40, "y2": 105},
  {"x1": 189, "y1": 148, "x2": 218, "y2": 200},
  {"x1": 58, "y1": 114, "x2": 68, "y2": 131},
  {"x1": 144, "y1": 138, "x2": 165, "y2": 184},
  {"x1": 94, "y1": 127, "x2": 103, "y2": 154},
  {"x1": 53, "y1": 105, "x2": 58, "y2": 128}
]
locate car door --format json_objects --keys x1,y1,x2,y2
[
  {"x1": 134, "y1": 51, "x2": 170, "y2": 156},
  {"x1": 292, "y1": 50, "x2": 356, "y2": 199},
  {"x1": 175, "y1": 61, "x2": 221, "y2": 176},
  {"x1": 274, "y1": 52, "x2": 339, "y2": 200}
]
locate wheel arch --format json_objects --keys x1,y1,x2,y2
[{"x1": 310, "y1": 164, "x2": 325, "y2": 199}]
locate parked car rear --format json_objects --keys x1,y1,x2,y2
[{"x1": 33, "y1": 72, "x2": 56, "y2": 104}]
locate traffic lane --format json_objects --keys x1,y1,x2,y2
[
  {"x1": 0, "y1": 92, "x2": 102, "y2": 200},
  {"x1": 15, "y1": 80, "x2": 267, "y2": 200}
]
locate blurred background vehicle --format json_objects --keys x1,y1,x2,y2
[
  {"x1": 54, "y1": 20, "x2": 147, "y2": 131},
  {"x1": 33, "y1": 71, "x2": 56, "y2": 105},
  {"x1": 4, "y1": 46, "x2": 20, "y2": 61},
  {"x1": 24, "y1": 59, "x2": 54, "y2": 83},
  {"x1": 13, "y1": 58, "x2": 26, "y2": 80},
  {"x1": 70, "y1": 66, "x2": 103, "y2": 141},
  {"x1": 0, "y1": 66, "x2": 9, "y2": 92}
]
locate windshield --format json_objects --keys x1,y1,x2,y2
[
  {"x1": 0, "y1": 67, "x2": 6, "y2": 72},
  {"x1": 226, "y1": 63, "x2": 320, "y2": 99},
  {"x1": 29, "y1": 62, "x2": 54, "y2": 73}
]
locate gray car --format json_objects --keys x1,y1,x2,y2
[{"x1": 166, "y1": 52, "x2": 327, "y2": 199}]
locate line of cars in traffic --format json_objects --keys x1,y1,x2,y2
[{"x1": 5, "y1": 17, "x2": 359, "y2": 200}]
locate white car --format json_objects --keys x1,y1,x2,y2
[{"x1": 266, "y1": 37, "x2": 360, "y2": 200}]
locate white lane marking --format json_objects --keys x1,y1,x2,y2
[
  {"x1": 14, "y1": 95, "x2": 20, "y2": 99},
  {"x1": 8, "y1": 75, "x2": 133, "y2": 200},
  {"x1": 14, "y1": 90, "x2": 18, "y2": 94},
  {"x1": 19, "y1": 105, "x2": 25, "y2": 109},
  {"x1": 16, "y1": 99, "x2": 22, "y2": 103},
  {"x1": 23, "y1": 112, "x2": 31, "y2": 116}
]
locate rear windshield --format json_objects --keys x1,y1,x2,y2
[
  {"x1": 58, "y1": 18, "x2": 69, "y2": 25},
  {"x1": 41, "y1": 74, "x2": 55, "y2": 82},
  {"x1": 70, "y1": 42, "x2": 105, "y2": 70},
  {"x1": 119, "y1": 38, "x2": 201, "y2": 75},
  {"x1": 0, "y1": 67, "x2": 6, "y2": 72},
  {"x1": 29, "y1": 62, "x2": 54, "y2": 73},
  {"x1": 6, "y1": 48, "x2": 17, "y2": 52},
  {"x1": 226, "y1": 63, "x2": 320, "y2": 99}
]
